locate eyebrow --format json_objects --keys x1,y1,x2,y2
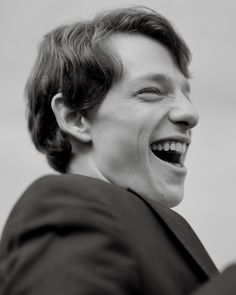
[{"x1": 130, "y1": 73, "x2": 191, "y2": 93}]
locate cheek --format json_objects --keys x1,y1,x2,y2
[
  {"x1": 92, "y1": 119, "x2": 144, "y2": 168},
  {"x1": 95, "y1": 128, "x2": 137, "y2": 160},
  {"x1": 91, "y1": 103, "x2": 161, "y2": 164},
  {"x1": 92, "y1": 107, "x2": 137, "y2": 144}
]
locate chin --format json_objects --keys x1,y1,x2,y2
[
  {"x1": 166, "y1": 195, "x2": 184, "y2": 208},
  {"x1": 163, "y1": 188, "x2": 184, "y2": 208},
  {"x1": 148, "y1": 184, "x2": 185, "y2": 208}
]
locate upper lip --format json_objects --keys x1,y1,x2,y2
[{"x1": 150, "y1": 135, "x2": 191, "y2": 145}]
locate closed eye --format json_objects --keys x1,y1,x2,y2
[{"x1": 136, "y1": 87, "x2": 164, "y2": 96}]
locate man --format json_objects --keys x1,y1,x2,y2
[{"x1": 0, "y1": 6, "x2": 235, "y2": 295}]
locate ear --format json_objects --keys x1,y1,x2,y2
[{"x1": 51, "y1": 93, "x2": 92, "y2": 143}]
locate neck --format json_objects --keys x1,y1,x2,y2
[{"x1": 68, "y1": 143, "x2": 109, "y2": 183}]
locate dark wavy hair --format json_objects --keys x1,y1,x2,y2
[{"x1": 25, "y1": 6, "x2": 191, "y2": 173}]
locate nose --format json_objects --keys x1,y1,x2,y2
[{"x1": 169, "y1": 98, "x2": 199, "y2": 130}]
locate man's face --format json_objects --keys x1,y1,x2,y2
[{"x1": 88, "y1": 34, "x2": 199, "y2": 207}]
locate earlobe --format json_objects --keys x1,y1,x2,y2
[{"x1": 51, "y1": 93, "x2": 92, "y2": 143}]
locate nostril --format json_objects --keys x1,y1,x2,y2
[
  {"x1": 177, "y1": 121, "x2": 190, "y2": 128},
  {"x1": 177, "y1": 117, "x2": 199, "y2": 129}
]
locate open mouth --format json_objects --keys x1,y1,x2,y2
[{"x1": 150, "y1": 140, "x2": 187, "y2": 167}]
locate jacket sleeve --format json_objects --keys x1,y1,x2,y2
[{"x1": 0, "y1": 177, "x2": 139, "y2": 295}]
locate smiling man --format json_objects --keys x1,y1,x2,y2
[
  {"x1": 61, "y1": 32, "x2": 199, "y2": 208},
  {"x1": 1, "y1": 6, "x2": 236, "y2": 295}
]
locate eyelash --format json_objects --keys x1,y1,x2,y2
[
  {"x1": 136, "y1": 87, "x2": 164, "y2": 96},
  {"x1": 136, "y1": 87, "x2": 190, "y2": 101}
]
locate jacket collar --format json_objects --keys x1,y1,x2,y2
[{"x1": 127, "y1": 188, "x2": 218, "y2": 278}]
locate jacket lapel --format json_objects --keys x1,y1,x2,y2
[{"x1": 127, "y1": 189, "x2": 218, "y2": 278}]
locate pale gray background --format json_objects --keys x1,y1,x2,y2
[{"x1": 0, "y1": 0, "x2": 235, "y2": 270}]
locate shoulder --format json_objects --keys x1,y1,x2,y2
[
  {"x1": 6, "y1": 173, "x2": 134, "y2": 215},
  {"x1": 18, "y1": 173, "x2": 135, "y2": 205},
  {"x1": 0, "y1": 175, "x2": 141, "y2": 293},
  {"x1": 12, "y1": 174, "x2": 141, "y2": 218},
  {"x1": 0, "y1": 174, "x2": 143, "y2": 252}
]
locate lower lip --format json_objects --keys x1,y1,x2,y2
[{"x1": 167, "y1": 161, "x2": 187, "y2": 174}]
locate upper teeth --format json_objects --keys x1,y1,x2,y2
[{"x1": 150, "y1": 141, "x2": 187, "y2": 154}]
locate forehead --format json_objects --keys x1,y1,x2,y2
[{"x1": 108, "y1": 33, "x2": 189, "y2": 89}]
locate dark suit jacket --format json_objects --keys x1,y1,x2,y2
[{"x1": 0, "y1": 174, "x2": 233, "y2": 294}]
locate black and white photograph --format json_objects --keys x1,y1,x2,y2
[{"x1": 0, "y1": 0, "x2": 236, "y2": 294}]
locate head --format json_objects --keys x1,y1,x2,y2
[{"x1": 26, "y1": 6, "x2": 199, "y2": 207}]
